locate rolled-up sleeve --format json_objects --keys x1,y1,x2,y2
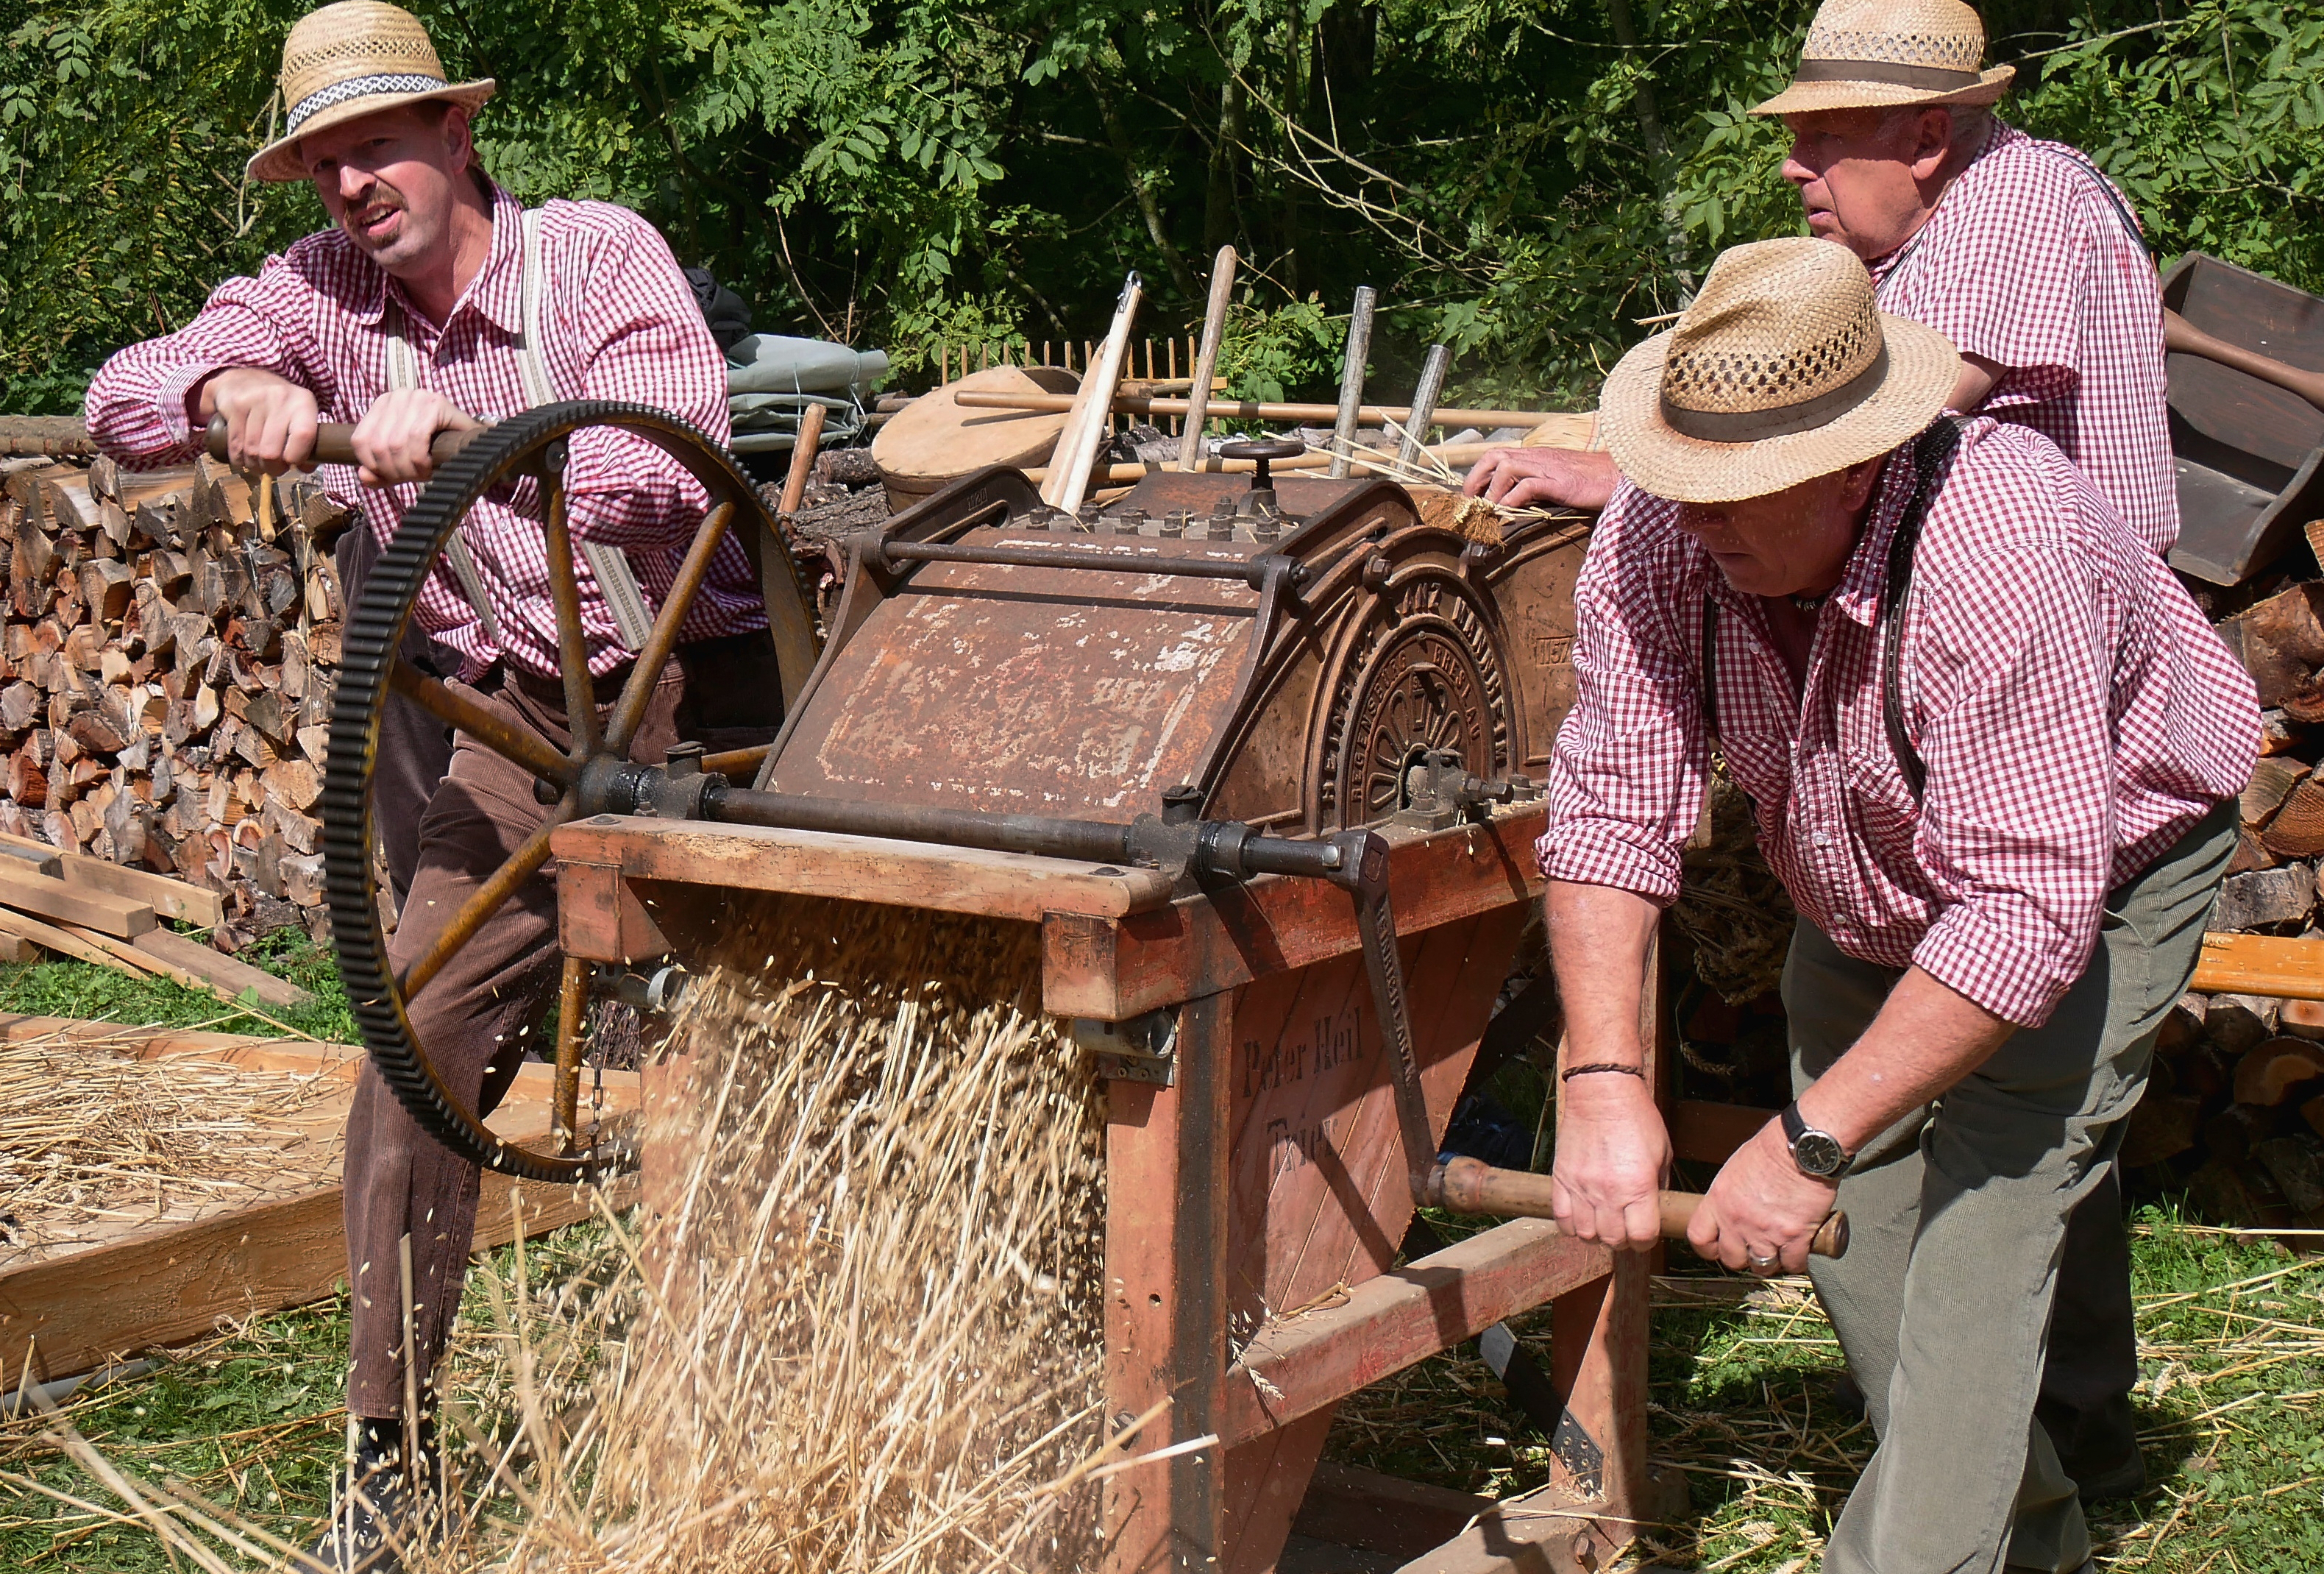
[
  {"x1": 1536, "y1": 497, "x2": 1710, "y2": 905},
  {"x1": 1907, "y1": 541, "x2": 2114, "y2": 1025},
  {"x1": 85, "y1": 258, "x2": 335, "y2": 468}
]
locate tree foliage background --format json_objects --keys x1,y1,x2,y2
[{"x1": 4, "y1": 0, "x2": 2324, "y2": 414}]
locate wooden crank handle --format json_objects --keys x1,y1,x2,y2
[
  {"x1": 202, "y1": 413, "x2": 488, "y2": 471},
  {"x1": 2163, "y1": 309, "x2": 2324, "y2": 412},
  {"x1": 1426, "y1": 1156, "x2": 1849, "y2": 1260}
]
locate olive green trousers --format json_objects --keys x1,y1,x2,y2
[{"x1": 1785, "y1": 801, "x2": 2234, "y2": 1574}]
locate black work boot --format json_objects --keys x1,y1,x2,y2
[{"x1": 306, "y1": 1417, "x2": 431, "y2": 1573}]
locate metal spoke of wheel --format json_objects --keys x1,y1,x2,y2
[
  {"x1": 552, "y1": 953, "x2": 591, "y2": 1152},
  {"x1": 396, "y1": 791, "x2": 574, "y2": 1002},
  {"x1": 541, "y1": 472, "x2": 600, "y2": 760},
  {"x1": 389, "y1": 659, "x2": 575, "y2": 787},
  {"x1": 605, "y1": 499, "x2": 735, "y2": 756}
]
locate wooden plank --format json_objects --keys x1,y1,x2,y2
[
  {"x1": 2192, "y1": 932, "x2": 2324, "y2": 1002},
  {"x1": 1044, "y1": 806, "x2": 1547, "y2": 1021},
  {"x1": 1220, "y1": 1218, "x2": 1607, "y2": 1445},
  {"x1": 131, "y1": 926, "x2": 313, "y2": 1008},
  {"x1": 551, "y1": 815, "x2": 1178, "y2": 935},
  {"x1": 0, "y1": 865, "x2": 154, "y2": 937},
  {"x1": 0, "y1": 830, "x2": 227, "y2": 928},
  {"x1": 0, "y1": 907, "x2": 163, "y2": 973},
  {"x1": 0, "y1": 1024, "x2": 640, "y2": 1386},
  {"x1": 0, "y1": 1163, "x2": 637, "y2": 1388}
]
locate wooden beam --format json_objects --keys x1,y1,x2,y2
[
  {"x1": 2192, "y1": 932, "x2": 2324, "y2": 1002},
  {"x1": 0, "y1": 907, "x2": 162, "y2": 972},
  {"x1": 0, "y1": 865, "x2": 154, "y2": 937},
  {"x1": 1220, "y1": 1218, "x2": 1606, "y2": 1445},
  {"x1": 0, "y1": 830, "x2": 225, "y2": 929},
  {"x1": 1043, "y1": 807, "x2": 1548, "y2": 1021},
  {"x1": 551, "y1": 817, "x2": 1177, "y2": 959},
  {"x1": 130, "y1": 926, "x2": 312, "y2": 1008}
]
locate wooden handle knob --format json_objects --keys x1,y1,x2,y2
[
  {"x1": 1426, "y1": 1158, "x2": 1849, "y2": 1260},
  {"x1": 202, "y1": 414, "x2": 485, "y2": 470}
]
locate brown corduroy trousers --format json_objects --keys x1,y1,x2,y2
[{"x1": 341, "y1": 634, "x2": 783, "y2": 1420}]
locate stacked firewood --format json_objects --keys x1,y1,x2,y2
[
  {"x1": 2130, "y1": 991, "x2": 2324, "y2": 1230},
  {"x1": 0, "y1": 451, "x2": 349, "y2": 949}
]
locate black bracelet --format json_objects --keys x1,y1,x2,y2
[{"x1": 1560, "y1": 1062, "x2": 1646, "y2": 1082}]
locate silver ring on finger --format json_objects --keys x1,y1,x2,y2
[{"x1": 1746, "y1": 1251, "x2": 1781, "y2": 1275}]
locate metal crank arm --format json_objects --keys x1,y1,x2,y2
[{"x1": 1328, "y1": 827, "x2": 1851, "y2": 1261}]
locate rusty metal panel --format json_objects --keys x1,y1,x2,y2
[{"x1": 765, "y1": 529, "x2": 1266, "y2": 818}]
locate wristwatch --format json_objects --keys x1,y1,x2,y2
[{"x1": 1780, "y1": 1102, "x2": 1851, "y2": 1179}]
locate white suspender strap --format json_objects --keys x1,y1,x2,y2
[
  {"x1": 383, "y1": 297, "x2": 502, "y2": 647},
  {"x1": 522, "y1": 207, "x2": 655, "y2": 652}
]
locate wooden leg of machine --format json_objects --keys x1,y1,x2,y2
[{"x1": 1104, "y1": 993, "x2": 1232, "y2": 1572}]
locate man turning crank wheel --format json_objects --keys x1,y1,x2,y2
[
  {"x1": 1534, "y1": 238, "x2": 2256, "y2": 1574},
  {"x1": 84, "y1": 4, "x2": 784, "y2": 1567}
]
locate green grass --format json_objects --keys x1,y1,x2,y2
[
  {"x1": 0, "y1": 926, "x2": 357, "y2": 1044},
  {"x1": 1325, "y1": 1203, "x2": 2324, "y2": 1573}
]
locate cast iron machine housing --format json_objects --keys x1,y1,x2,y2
[{"x1": 301, "y1": 400, "x2": 1699, "y2": 1573}]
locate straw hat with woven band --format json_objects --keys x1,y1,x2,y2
[
  {"x1": 246, "y1": 1, "x2": 495, "y2": 183},
  {"x1": 1752, "y1": 0, "x2": 2014, "y2": 117},
  {"x1": 1599, "y1": 238, "x2": 1960, "y2": 504}
]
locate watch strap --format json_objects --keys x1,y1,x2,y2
[{"x1": 1781, "y1": 1100, "x2": 1808, "y2": 1146}]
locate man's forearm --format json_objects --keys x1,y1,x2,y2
[
  {"x1": 1794, "y1": 964, "x2": 2015, "y2": 1152},
  {"x1": 1544, "y1": 879, "x2": 1661, "y2": 1066}
]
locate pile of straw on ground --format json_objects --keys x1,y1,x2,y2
[
  {"x1": 415, "y1": 893, "x2": 1113, "y2": 1573},
  {"x1": 0, "y1": 1026, "x2": 341, "y2": 1268}
]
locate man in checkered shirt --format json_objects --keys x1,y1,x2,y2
[
  {"x1": 84, "y1": 5, "x2": 782, "y2": 1567},
  {"x1": 1541, "y1": 236, "x2": 2254, "y2": 1574},
  {"x1": 1467, "y1": 0, "x2": 2175, "y2": 565},
  {"x1": 1472, "y1": 0, "x2": 2186, "y2": 1504}
]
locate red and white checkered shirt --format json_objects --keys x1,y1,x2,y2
[
  {"x1": 1870, "y1": 121, "x2": 2179, "y2": 558},
  {"x1": 1539, "y1": 419, "x2": 2256, "y2": 1027},
  {"x1": 85, "y1": 182, "x2": 764, "y2": 679}
]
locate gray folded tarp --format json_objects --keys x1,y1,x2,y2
[{"x1": 725, "y1": 334, "x2": 889, "y2": 455}]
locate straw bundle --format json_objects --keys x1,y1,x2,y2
[{"x1": 419, "y1": 893, "x2": 1112, "y2": 1573}]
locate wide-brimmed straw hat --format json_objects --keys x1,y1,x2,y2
[
  {"x1": 1599, "y1": 238, "x2": 1960, "y2": 504},
  {"x1": 1751, "y1": 0, "x2": 2014, "y2": 117},
  {"x1": 246, "y1": 1, "x2": 496, "y2": 183}
]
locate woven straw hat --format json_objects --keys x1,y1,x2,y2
[
  {"x1": 1752, "y1": 0, "x2": 2014, "y2": 117},
  {"x1": 1599, "y1": 238, "x2": 1959, "y2": 503},
  {"x1": 246, "y1": 1, "x2": 495, "y2": 182}
]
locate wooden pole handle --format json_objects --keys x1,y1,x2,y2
[
  {"x1": 2164, "y1": 309, "x2": 2324, "y2": 412},
  {"x1": 1426, "y1": 1156, "x2": 1849, "y2": 1260},
  {"x1": 776, "y1": 402, "x2": 828, "y2": 517},
  {"x1": 1176, "y1": 246, "x2": 1237, "y2": 473},
  {"x1": 202, "y1": 414, "x2": 486, "y2": 470}
]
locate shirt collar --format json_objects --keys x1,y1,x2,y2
[{"x1": 355, "y1": 179, "x2": 525, "y2": 335}]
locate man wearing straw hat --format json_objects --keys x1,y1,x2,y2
[
  {"x1": 1535, "y1": 237, "x2": 2253, "y2": 1573},
  {"x1": 85, "y1": 4, "x2": 781, "y2": 1568},
  {"x1": 1468, "y1": 0, "x2": 2175, "y2": 560},
  {"x1": 1475, "y1": 0, "x2": 2182, "y2": 1503}
]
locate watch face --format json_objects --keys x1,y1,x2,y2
[{"x1": 1793, "y1": 1131, "x2": 1848, "y2": 1177}]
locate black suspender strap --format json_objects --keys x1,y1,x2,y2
[
  {"x1": 1877, "y1": 416, "x2": 1963, "y2": 803},
  {"x1": 1695, "y1": 416, "x2": 1963, "y2": 807}
]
